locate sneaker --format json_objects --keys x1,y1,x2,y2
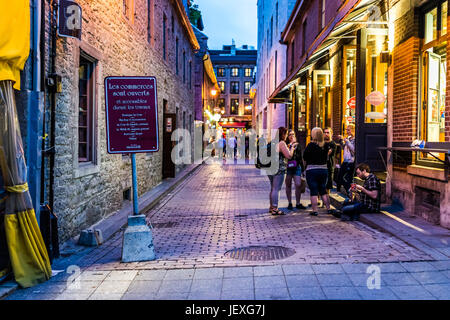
[
  {"x1": 296, "y1": 203, "x2": 307, "y2": 210},
  {"x1": 287, "y1": 203, "x2": 293, "y2": 210},
  {"x1": 309, "y1": 211, "x2": 318, "y2": 216}
]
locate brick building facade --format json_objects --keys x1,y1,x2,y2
[
  {"x1": 40, "y1": 0, "x2": 199, "y2": 243},
  {"x1": 270, "y1": 0, "x2": 450, "y2": 228}
]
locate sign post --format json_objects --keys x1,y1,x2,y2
[{"x1": 105, "y1": 76, "x2": 159, "y2": 262}]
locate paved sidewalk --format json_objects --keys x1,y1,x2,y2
[{"x1": 3, "y1": 163, "x2": 450, "y2": 300}]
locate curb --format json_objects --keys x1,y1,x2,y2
[
  {"x1": 359, "y1": 214, "x2": 448, "y2": 261},
  {"x1": 0, "y1": 281, "x2": 18, "y2": 300}
]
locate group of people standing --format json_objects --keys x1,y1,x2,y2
[{"x1": 266, "y1": 124, "x2": 381, "y2": 221}]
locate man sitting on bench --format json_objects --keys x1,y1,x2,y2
[{"x1": 333, "y1": 163, "x2": 381, "y2": 221}]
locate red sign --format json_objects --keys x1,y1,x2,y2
[
  {"x1": 346, "y1": 96, "x2": 356, "y2": 109},
  {"x1": 366, "y1": 91, "x2": 386, "y2": 106},
  {"x1": 219, "y1": 122, "x2": 246, "y2": 128},
  {"x1": 105, "y1": 76, "x2": 159, "y2": 153}
]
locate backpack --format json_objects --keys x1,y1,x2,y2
[{"x1": 255, "y1": 139, "x2": 274, "y2": 169}]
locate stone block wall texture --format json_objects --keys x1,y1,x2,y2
[{"x1": 44, "y1": 0, "x2": 196, "y2": 242}]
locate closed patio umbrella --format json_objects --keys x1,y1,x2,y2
[{"x1": 0, "y1": 0, "x2": 51, "y2": 288}]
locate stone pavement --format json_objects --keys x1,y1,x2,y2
[{"x1": 3, "y1": 163, "x2": 450, "y2": 300}]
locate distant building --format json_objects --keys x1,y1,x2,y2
[{"x1": 210, "y1": 43, "x2": 257, "y2": 130}]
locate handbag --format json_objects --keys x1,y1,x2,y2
[
  {"x1": 287, "y1": 160, "x2": 297, "y2": 168},
  {"x1": 299, "y1": 177, "x2": 306, "y2": 193}
]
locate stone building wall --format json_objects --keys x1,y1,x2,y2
[{"x1": 44, "y1": 0, "x2": 197, "y2": 242}]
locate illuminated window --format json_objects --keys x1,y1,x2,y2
[
  {"x1": 231, "y1": 67, "x2": 239, "y2": 77},
  {"x1": 419, "y1": 0, "x2": 447, "y2": 163},
  {"x1": 244, "y1": 68, "x2": 253, "y2": 77},
  {"x1": 218, "y1": 81, "x2": 225, "y2": 92},
  {"x1": 244, "y1": 82, "x2": 251, "y2": 94},
  {"x1": 217, "y1": 68, "x2": 225, "y2": 77},
  {"x1": 230, "y1": 99, "x2": 239, "y2": 115}
]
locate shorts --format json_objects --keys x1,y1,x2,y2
[
  {"x1": 305, "y1": 168, "x2": 328, "y2": 196},
  {"x1": 287, "y1": 166, "x2": 302, "y2": 177}
]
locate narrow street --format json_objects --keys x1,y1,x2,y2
[{"x1": 4, "y1": 163, "x2": 449, "y2": 300}]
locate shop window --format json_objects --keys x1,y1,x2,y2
[
  {"x1": 313, "y1": 70, "x2": 331, "y2": 129},
  {"x1": 420, "y1": 1, "x2": 447, "y2": 162},
  {"x1": 342, "y1": 46, "x2": 356, "y2": 131},
  {"x1": 296, "y1": 83, "x2": 307, "y2": 132},
  {"x1": 78, "y1": 55, "x2": 96, "y2": 163},
  {"x1": 244, "y1": 98, "x2": 252, "y2": 115},
  {"x1": 364, "y1": 33, "x2": 388, "y2": 124}
]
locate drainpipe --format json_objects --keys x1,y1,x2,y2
[
  {"x1": 48, "y1": 0, "x2": 57, "y2": 213},
  {"x1": 28, "y1": 0, "x2": 44, "y2": 221}
]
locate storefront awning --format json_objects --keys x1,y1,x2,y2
[{"x1": 269, "y1": 0, "x2": 385, "y2": 103}]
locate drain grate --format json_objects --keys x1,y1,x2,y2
[
  {"x1": 151, "y1": 222, "x2": 178, "y2": 228},
  {"x1": 224, "y1": 246, "x2": 296, "y2": 261}
]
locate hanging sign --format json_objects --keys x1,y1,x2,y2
[
  {"x1": 58, "y1": 0, "x2": 82, "y2": 39},
  {"x1": 346, "y1": 96, "x2": 356, "y2": 109},
  {"x1": 105, "y1": 76, "x2": 159, "y2": 153},
  {"x1": 365, "y1": 91, "x2": 386, "y2": 106}
]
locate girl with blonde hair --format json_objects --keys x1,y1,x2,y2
[{"x1": 303, "y1": 127, "x2": 336, "y2": 216}]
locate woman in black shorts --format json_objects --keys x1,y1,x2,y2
[{"x1": 303, "y1": 127, "x2": 336, "y2": 216}]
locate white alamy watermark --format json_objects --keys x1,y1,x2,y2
[
  {"x1": 170, "y1": 128, "x2": 283, "y2": 175},
  {"x1": 66, "y1": 265, "x2": 81, "y2": 290},
  {"x1": 366, "y1": 265, "x2": 381, "y2": 290}
]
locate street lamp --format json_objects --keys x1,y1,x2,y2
[{"x1": 211, "y1": 89, "x2": 217, "y2": 96}]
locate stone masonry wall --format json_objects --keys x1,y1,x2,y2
[{"x1": 45, "y1": 0, "x2": 196, "y2": 243}]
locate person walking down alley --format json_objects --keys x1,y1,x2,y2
[
  {"x1": 324, "y1": 127, "x2": 337, "y2": 194},
  {"x1": 228, "y1": 134, "x2": 237, "y2": 159},
  {"x1": 336, "y1": 123, "x2": 355, "y2": 196},
  {"x1": 333, "y1": 163, "x2": 381, "y2": 221},
  {"x1": 267, "y1": 127, "x2": 297, "y2": 216},
  {"x1": 303, "y1": 127, "x2": 336, "y2": 217},
  {"x1": 285, "y1": 130, "x2": 306, "y2": 210}
]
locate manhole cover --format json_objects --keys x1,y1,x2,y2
[
  {"x1": 224, "y1": 246, "x2": 296, "y2": 261},
  {"x1": 151, "y1": 222, "x2": 178, "y2": 228}
]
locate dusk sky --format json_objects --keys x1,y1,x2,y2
[{"x1": 193, "y1": 0, "x2": 257, "y2": 50}]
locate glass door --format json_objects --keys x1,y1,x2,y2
[{"x1": 355, "y1": 27, "x2": 388, "y2": 172}]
